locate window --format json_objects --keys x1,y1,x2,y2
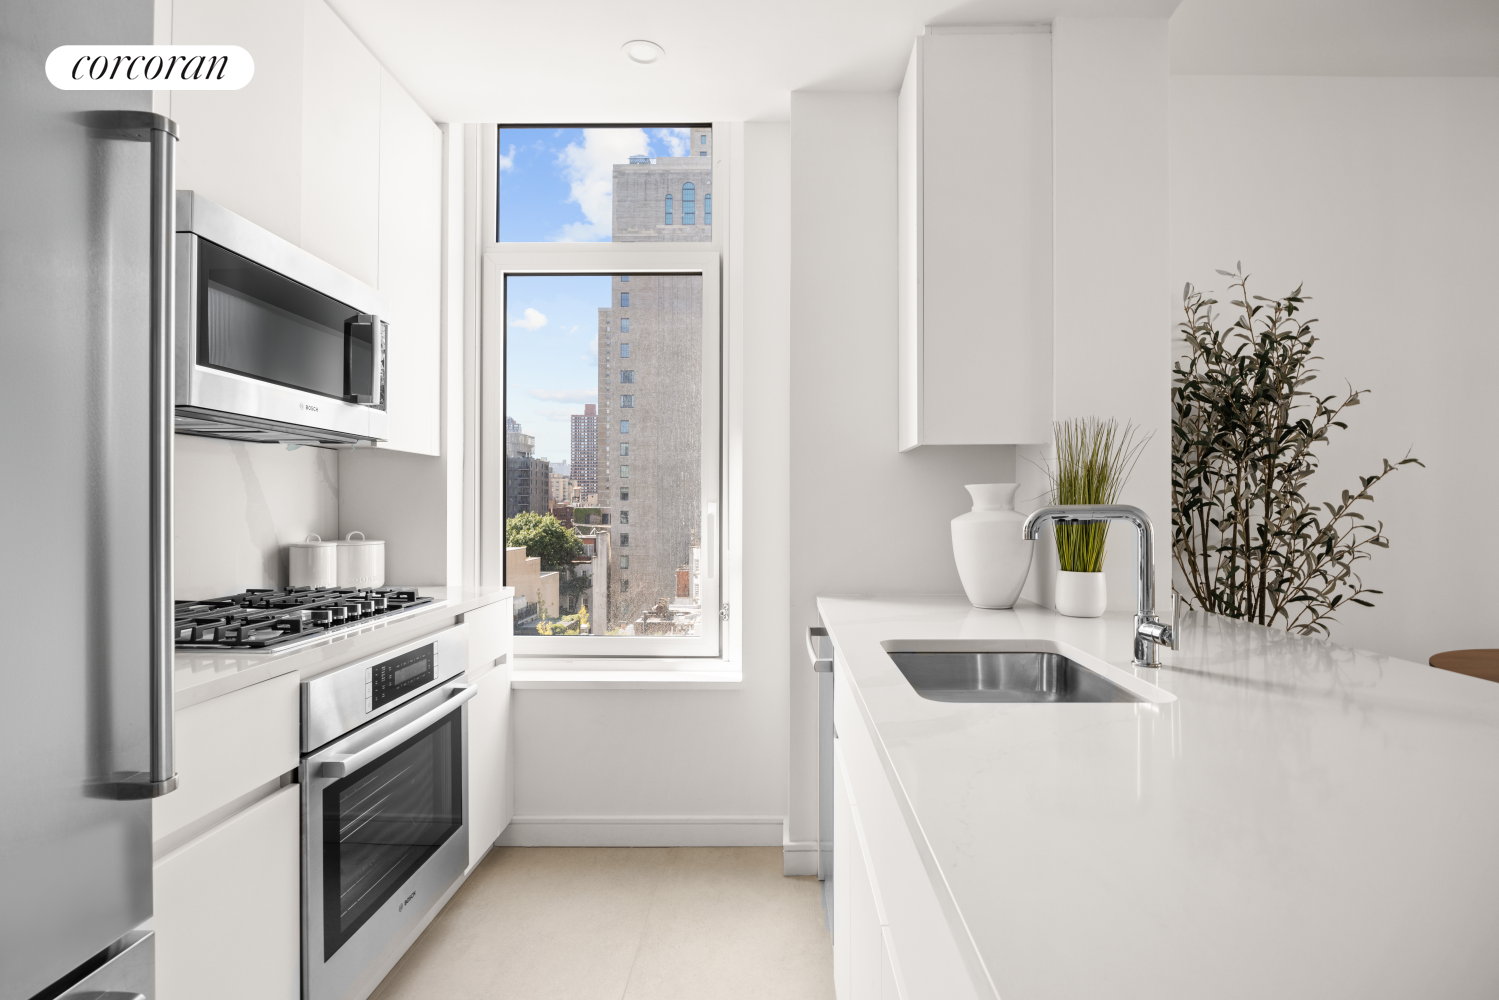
[
  {"x1": 497, "y1": 125, "x2": 712, "y2": 242},
  {"x1": 665, "y1": 194, "x2": 672, "y2": 225},
  {"x1": 492, "y1": 125, "x2": 721, "y2": 656},
  {"x1": 705, "y1": 194, "x2": 712, "y2": 226},
  {"x1": 682, "y1": 183, "x2": 695, "y2": 226},
  {"x1": 699, "y1": 151, "x2": 707, "y2": 157}
]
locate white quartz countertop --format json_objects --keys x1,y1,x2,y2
[
  {"x1": 817, "y1": 594, "x2": 1499, "y2": 1000},
  {"x1": 174, "y1": 586, "x2": 513, "y2": 708}
]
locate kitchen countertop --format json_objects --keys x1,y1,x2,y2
[
  {"x1": 174, "y1": 586, "x2": 513, "y2": 709},
  {"x1": 818, "y1": 595, "x2": 1499, "y2": 1000}
]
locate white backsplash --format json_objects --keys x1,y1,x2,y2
[{"x1": 174, "y1": 435, "x2": 339, "y2": 600}]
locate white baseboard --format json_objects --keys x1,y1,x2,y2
[
  {"x1": 782, "y1": 836, "x2": 819, "y2": 877},
  {"x1": 496, "y1": 814, "x2": 785, "y2": 847}
]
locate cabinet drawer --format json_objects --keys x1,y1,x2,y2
[
  {"x1": 461, "y1": 597, "x2": 513, "y2": 682},
  {"x1": 154, "y1": 672, "x2": 298, "y2": 841},
  {"x1": 154, "y1": 784, "x2": 300, "y2": 1000}
]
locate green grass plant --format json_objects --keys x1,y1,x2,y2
[{"x1": 1049, "y1": 417, "x2": 1148, "y2": 573}]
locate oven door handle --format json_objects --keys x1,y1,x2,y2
[{"x1": 319, "y1": 683, "x2": 477, "y2": 779}]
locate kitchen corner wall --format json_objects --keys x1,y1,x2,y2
[
  {"x1": 787, "y1": 91, "x2": 1018, "y2": 869},
  {"x1": 1017, "y1": 17, "x2": 1173, "y2": 615}
]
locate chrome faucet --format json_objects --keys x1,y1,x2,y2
[{"x1": 1020, "y1": 504, "x2": 1178, "y2": 667}]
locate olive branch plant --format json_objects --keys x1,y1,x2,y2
[{"x1": 1172, "y1": 265, "x2": 1422, "y2": 636}]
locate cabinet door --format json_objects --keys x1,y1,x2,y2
[
  {"x1": 153, "y1": 673, "x2": 298, "y2": 842},
  {"x1": 834, "y1": 743, "x2": 887, "y2": 1000},
  {"x1": 375, "y1": 69, "x2": 442, "y2": 456},
  {"x1": 462, "y1": 598, "x2": 513, "y2": 683},
  {"x1": 468, "y1": 658, "x2": 512, "y2": 867},
  {"x1": 300, "y1": 0, "x2": 381, "y2": 287},
  {"x1": 154, "y1": 785, "x2": 300, "y2": 1000}
]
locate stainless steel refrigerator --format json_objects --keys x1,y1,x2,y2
[{"x1": 1, "y1": 2, "x2": 178, "y2": 997}]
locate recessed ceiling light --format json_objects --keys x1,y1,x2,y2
[{"x1": 622, "y1": 40, "x2": 664, "y2": 65}]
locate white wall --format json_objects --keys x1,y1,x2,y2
[
  {"x1": 787, "y1": 91, "x2": 1018, "y2": 861},
  {"x1": 174, "y1": 436, "x2": 338, "y2": 600},
  {"x1": 1017, "y1": 18, "x2": 1174, "y2": 615},
  {"x1": 499, "y1": 123, "x2": 793, "y2": 848},
  {"x1": 1171, "y1": 75, "x2": 1499, "y2": 663}
]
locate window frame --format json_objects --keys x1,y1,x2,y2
[{"x1": 480, "y1": 126, "x2": 726, "y2": 660}]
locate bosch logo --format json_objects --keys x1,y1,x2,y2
[
  {"x1": 301, "y1": 403, "x2": 319, "y2": 412},
  {"x1": 398, "y1": 890, "x2": 416, "y2": 912}
]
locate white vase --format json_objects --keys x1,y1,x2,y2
[
  {"x1": 951, "y1": 484, "x2": 1033, "y2": 609},
  {"x1": 1055, "y1": 570, "x2": 1107, "y2": 618}
]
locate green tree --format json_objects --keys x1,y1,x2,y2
[{"x1": 506, "y1": 511, "x2": 584, "y2": 570}]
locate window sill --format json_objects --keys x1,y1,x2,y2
[{"x1": 510, "y1": 660, "x2": 742, "y2": 690}]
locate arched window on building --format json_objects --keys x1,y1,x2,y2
[
  {"x1": 682, "y1": 182, "x2": 696, "y2": 225},
  {"x1": 704, "y1": 193, "x2": 712, "y2": 226},
  {"x1": 665, "y1": 193, "x2": 673, "y2": 225}
]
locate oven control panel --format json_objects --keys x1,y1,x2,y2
[{"x1": 365, "y1": 643, "x2": 436, "y2": 712}]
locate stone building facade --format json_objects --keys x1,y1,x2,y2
[
  {"x1": 504, "y1": 416, "x2": 551, "y2": 518},
  {"x1": 594, "y1": 131, "x2": 710, "y2": 632},
  {"x1": 569, "y1": 403, "x2": 598, "y2": 501}
]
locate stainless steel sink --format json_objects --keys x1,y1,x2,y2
[{"x1": 886, "y1": 650, "x2": 1145, "y2": 703}]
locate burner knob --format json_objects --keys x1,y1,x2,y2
[
  {"x1": 309, "y1": 609, "x2": 333, "y2": 625},
  {"x1": 328, "y1": 606, "x2": 348, "y2": 622}
]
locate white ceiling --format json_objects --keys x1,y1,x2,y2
[
  {"x1": 324, "y1": 0, "x2": 1180, "y2": 123},
  {"x1": 325, "y1": 0, "x2": 1499, "y2": 124},
  {"x1": 1171, "y1": 0, "x2": 1499, "y2": 76}
]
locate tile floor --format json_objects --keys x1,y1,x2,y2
[{"x1": 371, "y1": 846, "x2": 835, "y2": 1000}]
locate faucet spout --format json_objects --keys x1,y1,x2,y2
[{"x1": 1019, "y1": 504, "x2": 1173, "y2": 667}]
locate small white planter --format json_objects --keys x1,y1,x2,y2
[{"x1": 1055, "y1": 570, "x2": 1107, "y2": 618}]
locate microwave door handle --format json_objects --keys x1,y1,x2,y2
[{"x1": 319, "y1": 683, "x2": 477, "y2": 778}]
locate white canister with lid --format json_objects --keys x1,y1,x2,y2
[
  {"x1": 336, "y1": 531, "x2": 385, "y2": 588},
  {"x1": 288, "y1": 534, "x2": 338, "y2": 588}
]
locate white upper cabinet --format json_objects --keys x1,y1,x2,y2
[
  {"x1": 165, "y1": 0, "x2": 443, "y2": 455},
  {"x1": 300, "y1": 0, "x2": 381, "y2": 288},
  {"x1": 376, "y1": 70, "x2": 443, "y2": 456},
  {"x1": 898, "y1": 29, "x2": 1053, "y2": 450}
]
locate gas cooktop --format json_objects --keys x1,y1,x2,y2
[{"x1": 174, "y1": 586, "x2": 436, "y2": 652}]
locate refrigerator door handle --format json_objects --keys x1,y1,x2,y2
[{"x1": 85, "y1": 112, "x2": 180, "y2": 798}]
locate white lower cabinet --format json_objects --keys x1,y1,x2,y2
[
  {"x1": 468, "y1": 657, "x2": 513, "y2": 867},
  {"x1": 834, "y1": 742, "x2": 905, "y2": 1000},
  {"x1": 154, "y1": 784, "x2": 300, "y2": 1000}
]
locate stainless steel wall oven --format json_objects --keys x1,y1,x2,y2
[
  {"x1": 175, "y1": 190, "x2": 390, "y2": 445},
  {"x1": 301, "y1": 627, "x2": 471, "y2": 1000}
]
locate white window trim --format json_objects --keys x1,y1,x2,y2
[{"x1": 478, "y1": 124, "x2": 739, "y2": 677}]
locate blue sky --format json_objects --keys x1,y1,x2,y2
[{"x1": 506, "y1": 274, "x2": 608, "y2": 465}]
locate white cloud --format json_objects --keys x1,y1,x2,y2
[
  {"x1": 499, "y1": 143, "x2": 515, "y2": 171},
  {"x1": 510, "y1": 307, "x2": 547, "y2": 331},
  {"x1": 554, "y1": 128, "x2": 649, "y2": 241},
  {"x1": 652, "y1": 127, "x2": 690, "y2": 157},
  {"x1": 529, "y1": 388, "x2": 597, "y2": 403},
  {"x1": 536, "y1": 407, "x2": 583, "y2": 423}
]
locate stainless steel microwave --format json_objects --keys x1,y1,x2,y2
[{"x1": 174, "y1": 191, "x2": 389, "y2": 445}]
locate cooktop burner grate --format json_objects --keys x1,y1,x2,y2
[{"x1": 174, "y1": 586, "x2": 435, "y2": 651}]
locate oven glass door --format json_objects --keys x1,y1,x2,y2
[
  {"x1": 195, "y1": 237, "x2": 372, "y2": 401},
  {"x1": 321, "y1": 710, "x2": 463, "y2": 960}
]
